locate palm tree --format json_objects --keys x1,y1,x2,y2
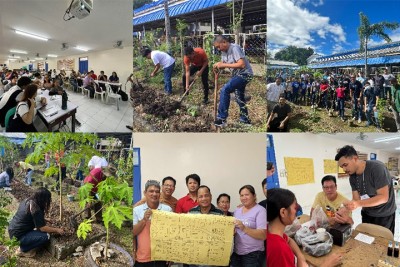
[
  {"x1": 164, "y1": 0, "x2": 171, "y2": 54},
  {"x1": 358, "y1": 12, "x2": 399, "y2": 76}
]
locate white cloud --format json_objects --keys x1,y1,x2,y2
[{"x1": 267, "y1": 0, "x2": 346, "y2": 50}]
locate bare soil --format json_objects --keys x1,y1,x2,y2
[{"x1": 131, "y1": 75, "x2": 267, "y2": 132}]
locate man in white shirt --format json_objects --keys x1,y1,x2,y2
[
  {"x1": 267, "y1": 77, "x2": 285, "y2": 114},
  {"x1": 382, "y1": 68, "x2": 395, "y2": 101},
  {"x1": 142, "y1": 48, "x2": 175, "y2": 95}
]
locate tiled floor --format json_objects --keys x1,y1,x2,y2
[{"x1": 1, "y1": 88, "x2": 133, "y2": 133}]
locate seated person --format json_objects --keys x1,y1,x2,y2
[
  {"x1": 267, "y1": 93, "x2": 291, "y2": 132},
  {"x1": 7, "y1": 84, "x2": 40, "y2": 132},
  {"x1": 8, "y1": 188, "x2": 64, "y2": 258},
  {"x1": 3, "y1": 74, "x2": 18, "y2": 92},
  {"x1": 42, "y1": 74, "x2": 53, "y2": 89},
  {"x1": 296, "y1": 203, "x2": 303, "y2": 217},
  {"x1": 311, "y1": 175, "x2": 353, "y2": 225},
  {"x1": 49, "y1": 79, "x2": 64, "y2": 96},
  {"x1": 108, "y1": 71, "x2": 120, "y2": 93},
  {"x1": 69, "y1": 70, "x2": 78, "y2": 92},
  {"x1": 0, "y1": 167, "x2": 14, "y2": 188},
  {"x1": 32, "y1": 73, "x2": 42, "y2": 88},
  {"x1": 98, "y1": 71, "x2": 108, "y2": 91},
  {"x1": 267, "y1": 188, "x2": 342, "y2": 267},
  {"x1": 83, "y1": 71, "x2": 95, "y2": 98}
]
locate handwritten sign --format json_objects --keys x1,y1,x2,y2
[
  {"x1": 284, "y1": 157, "x2": 314, "y2": 185},
  {"x1": 150, "y1": 210, "x2": 235, "y2": 265},
  {"x1": 324, "y1": 159, "x2": 338, "y2": 174}
]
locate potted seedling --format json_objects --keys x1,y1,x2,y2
[{"x1": 77, "y1": 176, "x2": 133, "y2": 266}]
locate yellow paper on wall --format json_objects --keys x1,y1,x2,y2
[
  {"x1": 284, "y1": 157, "x2": 314, "y2": 185},
  {"x1": 150, "y1": 210, "x2": 235, "y2": 266},
  {"x1": 324, "y1": 159, "x2": 338, "y2": 174}
]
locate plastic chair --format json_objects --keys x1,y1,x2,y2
[
  {"x1": 105, "y1": 83, "x2": 121, "y2": 110},
  {"x1": 355, "y1": 223, "x2": 393, "y2": 240},
  {"x1": 94, "y1": 81, "x2": 105, "y2": 102},
  {"x1": 5, "y1": 106, "x2": 17, "y2": 131}
]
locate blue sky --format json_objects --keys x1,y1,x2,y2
[{"x1": 267, "y1": 0, "x2": 400, "y2": 57}]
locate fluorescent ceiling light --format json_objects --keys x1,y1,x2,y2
[
  {"x1": 396, "y1": 147, "x2": 400, "y2": 150},
  {"x1": 374, "y1": 136, "x2": 400, "y2": 143},
  {"x1": 35, "y1": 57, "x2": 44, "y2": 60},
  {"x1": 47, "y1": 54, "x2": 58, "y2": 58},
  {"x1": 15, "y1": 30, "x2": 48, "y2": 41},
  {"x1": 75, "y1": 46, "x2": 88, "y2": 52},
  {"x1": 10, "y1": 49, "x2": 27, "y2": 54},
  {"x1": 8, "y1": 55, "x2": 20, "y2": 59}
]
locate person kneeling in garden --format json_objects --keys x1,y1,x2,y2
[{"x1": 8, "y1": 188, "x2": 64, "y2": 257}]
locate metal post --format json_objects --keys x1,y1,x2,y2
[{"x1": 211, "y1": 8, "x2": 214, "y2": 34}]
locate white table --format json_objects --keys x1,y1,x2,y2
[{"x1": 36, "y1": 89, "x2": 78, "y2": 132}]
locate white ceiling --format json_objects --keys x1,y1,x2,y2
[
  {"x1": 0, "y1": 0, "x2": 132, "y2": 63},
  {"x1": 322, "y1": 133, "x2": 400, "y2": 154}
]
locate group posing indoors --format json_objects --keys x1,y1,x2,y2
[{"x1": 133, "y1": 175, "x2": 266, "y2": 267}]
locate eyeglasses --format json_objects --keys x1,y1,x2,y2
[
  {"x1": 163, "y1": 184, "x2": 175, "y2": 188},
  {"x1": 218, "y1": 201, "x2": 230, "y2": 204}
]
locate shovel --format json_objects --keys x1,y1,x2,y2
[
  {"x1": 213, "y1": 69, "x2": 221, "y2": 132},
  {"x1": 179, "y1": 76, "x2": 198, "y2": 103}
]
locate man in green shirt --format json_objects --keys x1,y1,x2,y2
[{"x1": 390, "y1": 77, "x2": 400, "y2": 132}]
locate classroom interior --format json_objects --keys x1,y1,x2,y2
[
  {"x1": 268, "y1": 133, "x2": 400, "y2": 241},
  {"x1": 0, "y1": 0, "x2": 133, "y2": 132},
  {"x1": 133, "y1": 133, "x2": 266, "y2": 210}
]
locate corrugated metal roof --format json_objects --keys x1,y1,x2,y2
[
  {"x1": 309, "y1": 55, "x2": 400, "y2": 69},
  {"x1": 133, "y1": 0, "x2": 231, "y2": 26}
]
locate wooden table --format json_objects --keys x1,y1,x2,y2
[
  {"x1": 303, "y1": 230, "x2": 400, "y2": 267},
  {"x1": 36, "y1": 90, "x2": 78, "y2": 132}
]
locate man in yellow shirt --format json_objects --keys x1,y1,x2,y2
[{"x1": 311, "y1": 175, "x2": 353, "y2": 225}]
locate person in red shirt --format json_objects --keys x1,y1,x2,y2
[
  {"x1": 320, "y1": 80, "x2": 330, "y2": 110},
  {"x1": 175, "y1": 173, "x2": 201, "y2": 213},
  {"x1": 183, "y1": 47, "x2": 209, "y2": 104},
  {"x1": 90, "y1": 70, "x2": 98, "y2": 80},
  {"x1": 267, "y1": 188, "x2": 342, "y2": 267},
  {"x1": 336, "y1": 82, "x2": 346, "y2": 121},
  {"x1": 83, "y1": 167, "x2": 113, "y2": 222}
]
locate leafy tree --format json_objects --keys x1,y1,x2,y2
[
  {"x1": 133, "y1": 0, "x2": 152, "y2": 10},
  {"x1": 23, "y1": 133, "x2": 99, "y2": 221},
  {"x1": 0, "y1": 191, "x2": 19, "y2": 267},
  {"x1": 274, "y1": 46, "x2": 314, "y2": 66},
  {"x1": 77, "y1": 177, "x2": 132, "y2": 260},
  {"x1": 358, "y1": 12, "x2": 399, "y2": 76}
]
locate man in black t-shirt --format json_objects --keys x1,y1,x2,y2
[
  {"x1": 267, "y1": 94, "x2": 291, "y2": 132},
  {"x1": 335, "y1": 145, "x2": 396, "y2": 234}
]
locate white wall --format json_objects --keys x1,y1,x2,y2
[
  {"x1": 270, "y1": 133, "x2": 400, "y2": 214},
  {"x1": 134, "y1": 133, "x2": 266, "y2": 209},
  {"x1": 7, "y1": 46, "x2": 133, "y2": 83}
]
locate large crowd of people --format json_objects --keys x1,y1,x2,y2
[
  {"x1": 133, "y1": 175, "x2": 267, "y2": 267},
  {"x1": 267, "y1": 68, "x2": 400, "y2": 132}
]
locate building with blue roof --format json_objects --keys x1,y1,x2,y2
[
  {"x1": 308, "y1": 41, "x2": 400, "y2": 74},
  {"x1": 133, "y1": 0, "x2": 266, "y2": 34}
]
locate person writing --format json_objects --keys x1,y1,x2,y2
[
  {"x1": 7, "y1": 84, "x2": 42, "y2": 132},
  {"x1": 8, "y1": 188, "x2": 64, "y2": 258}
]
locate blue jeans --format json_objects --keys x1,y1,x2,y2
[
  {"x1": 352, "y1": 98, "x2": 363, "y2": 120},
  {"x1": 25, "y1": 170, "x2": 33, "y2": 186},
  {"x1": 163, "y1": 62, "x2": 175, "y2": 94},
  {"x1": 76, "y1": 170, "x2": 83, "y2": 181},
  {"x1": 218, "y1": 75, "x2": 250, "y2": 121},
  {"x1": 310, "y1": 92, "x2": 317, "y2": 106},
  {"x1": 230, "y1": 251, "x2": 264, "y2": 267},
  {"x1": 18, "y1": 230, "x2": 50, "y2": 252},
  {"x1": 337, "y1": 98, "x2": 345, "y2": 118},
  {"x1": 321, "y1": 93, "x2": 328, "y2": 109},
  {"x1": 366, "y1": 105, "x2": 380, "y2": 127}
]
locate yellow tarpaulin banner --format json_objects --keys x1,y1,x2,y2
[
  {"x1": 324, "y1": 159, "x2": 338, "y2": 174},
  {"x1": 284, "y1": 157, "x2": 314, "y2": 185},
  {"x1": 150, "y1": 210, "x2": 235, "y2": 266}
]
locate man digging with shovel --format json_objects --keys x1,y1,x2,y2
[
  {"x1": 182, "y1": 46, "x2": 210, "y2": 104},
  {"x1": 213, "y1": 35, "x2": 253, "y2": 127}
]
